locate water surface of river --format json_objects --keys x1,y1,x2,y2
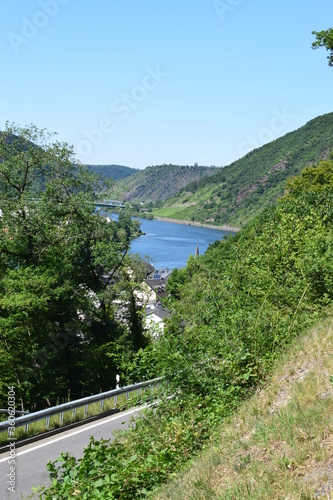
[{"x1": 129, "y1": 218, "x2": 234, "y2": 269}]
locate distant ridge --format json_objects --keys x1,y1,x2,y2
[
  {"x1": 84, "y1": 164, "x2": 139, "y2": 181},
  {"x1": 154, "y1": 111, "x2": 333, "y2": 226},
  {"x1": 117, "y1": 164, "x2": 219, "y2": 202}
]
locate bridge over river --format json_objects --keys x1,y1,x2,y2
[{"x1": 94, "y1": 200, "x2": 125, "y2": 209}]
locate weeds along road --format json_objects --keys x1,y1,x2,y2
[{"x1": 0, "y1": 406, "x2": 143, "y2": 499}]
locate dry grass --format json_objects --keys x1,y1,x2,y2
[{"x1": 153, "y1": 314, "x2": 333, "y2": 499}]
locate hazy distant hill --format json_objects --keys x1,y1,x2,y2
[
  {"x1": 117, "y1": 164, "x2": 219, "y2": 202},
  {"x1": 0, "y1": 133, "x2": 137, "y2": 185},
  {"x1": 84, "y1": 164, "x2": 138, "y2": 181},
  {"x1": 154, "y1": 112, "x2": 333, "y2": 227}
]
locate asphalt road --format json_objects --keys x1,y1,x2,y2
[{"x1": 0, "y1": 407, "x2": 141, "y2": 499}]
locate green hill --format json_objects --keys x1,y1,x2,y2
[
  {"x1": 37, "y1": 159, "x2": 333, "y2": 499},
  {"x1": 84, "y1": 164, "x2": 138, "y2": 181},
  {"x1": 154, "y1": 112, "x2": 333, "y2": 227},
  {"x1": 117, "y1": 164, "x2": 219, "y2": 202}
]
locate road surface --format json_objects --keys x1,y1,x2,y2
[{"x1": 0, "y1": 407, "x2": 141, "y2": 499}]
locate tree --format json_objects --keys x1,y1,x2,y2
[
  {"x1": 282, "y1": 159, "x2": 333, "y2": 200},
  {"x1": 0, "y1": 123, "x2": 146, "y2": 410},
  {"x1": 312, "y1": 27, "x2": 333, "y2": 66}
]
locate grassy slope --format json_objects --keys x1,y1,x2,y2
[
  {"x1": 154, "y1": 313, "x2": 333, "y2": 499},
  {"x1": 117, "y1": 164, "x2": 218, "y2": 202},
  {"x1": 155, "y1": 112, "x2": 333, "y2": 227}
]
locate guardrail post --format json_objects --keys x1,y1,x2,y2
[
  {"x1": 25, "y1": 423, "x2": 29, "y2": 433},
  {"x1": 46, "y1": 416, "x2": 50, "y2": 429},
  {"x1": 73, "y1": 408, "x2": 77, "y2": 419},
  {"x1": 60, "y1": 412, "x2": 64, "y2": 425},
  {"x1": 84, "y1": 404, "x2": 88, "y2": 417},
  {"x1": 100, "y1": 400, "x2": 104, "y2": 411},
  {"x1": 114, "y1": 395, "x2": 117, "y2": 407}
]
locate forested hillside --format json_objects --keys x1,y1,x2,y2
[
  {"x1": 117, "y1": 163, "x2": 219, "y2": 202},
  {"x1": 39, "y1": 158, "x2": 333, "y2": 498},
  {"x1": 84, "y1": 164, "x2": 138, "y2": 181},
  {"x1": 154, "y1": 112, "x2": 333, "y2": 226}
]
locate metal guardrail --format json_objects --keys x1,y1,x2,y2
[{"x1": 0, "y1": 377, "x2": 164, "y2": 434}]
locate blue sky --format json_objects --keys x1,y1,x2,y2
[{"x1": 1, "y1": 0, "x2": 332, "y2": 169}]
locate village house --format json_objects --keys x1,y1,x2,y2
[
  {"x1": 144, "y1": 301, "x2": 171, "y2": 337},
  {"x1": 146, "y1": 267, "x2": 173, "y2": 299}
]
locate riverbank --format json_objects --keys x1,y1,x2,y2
[{"x1": 153, "y1": 216, "x2": 240, "y2": 233}]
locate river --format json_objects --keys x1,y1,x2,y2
[{"x1": 129, "y1": 218, "x2": 234, "y2": 269}]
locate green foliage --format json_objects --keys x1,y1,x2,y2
[
  {"x1": 283, "y1": 159, "x2": 333, "y2": 199},
  {"x1": 0, "y1": 124, "x2": 147, "y2": 411},
  {"x1": 37, "y1": 160, "x2": 333, "y2": 498},
  {"x1": 312, "y1": 27, "x2": 333, "y2": 66},
  {"x1": 165, "y1": 268, "x2": 187, "y2": 300}
]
